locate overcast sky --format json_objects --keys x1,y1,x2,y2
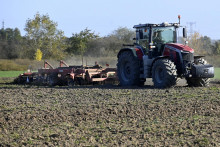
[{"x1": 1, "y1": 0, "x2": 220, "y2": 39}]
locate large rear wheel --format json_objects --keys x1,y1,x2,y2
[
  {"x1": 186, "y1": 58, "x2": 210, "y2": 87},
  {"x1": 117, "y1": 51, "x2": 141, "y2": 86},
  {"x1": 152, "y1": 59, "x2": 177, "y2": 88}
]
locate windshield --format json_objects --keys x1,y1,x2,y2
[{"x1": 152, "y1": 26, "x2": 176, "y2": 44}]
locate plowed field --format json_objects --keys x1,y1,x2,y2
[{"x1": 0, "y1": 80, "x2": 220, "y2": 146}]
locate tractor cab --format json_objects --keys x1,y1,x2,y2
[{"x1": 134, "y1": 22, "x2": 187, "y2": 58}]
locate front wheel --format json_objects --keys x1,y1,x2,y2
[{"x1": 152, "y1": 59, "x2": 177, "y2": 88}]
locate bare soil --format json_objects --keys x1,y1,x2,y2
[{"x1": 0, "y1": 79, "x2": 220, "y2": 146}]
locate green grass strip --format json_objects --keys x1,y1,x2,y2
[
  {"x1": 214, "y1": 68, "x2": 220, "y2": 79},
  {"x1": 0, "y1": 71, "x2": 25, "y2": 78},
  {"x1": 0, "y1": 68, "x2": 219, "y2": 79}
]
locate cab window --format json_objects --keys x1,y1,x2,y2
[{"x1": 138, "y1": 28, "x2": 150, "y2": 49}]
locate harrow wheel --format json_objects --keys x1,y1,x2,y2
[
  {"x1": 48, "y1": 74, "x2": 57, "y2": 86},
  {"x1": 67, "y1": 78, "x2": 75, "y2": 87}
]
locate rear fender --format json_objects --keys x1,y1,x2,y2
[
  {"x1": 151, "y1": 56, "x2": 169, "y2": 66},
  {"x1": 117, "y1": 48, "x2": 143, "y2": 60}
]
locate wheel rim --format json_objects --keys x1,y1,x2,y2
[
  {"x1": 155, "y1": 66, "x2": 164, "y2": 84},
  {"x1": 49, "y1": 77, "x2": 54, "y2": 86},
  {"x1": 68, "y1": 79, "x2": 74, "y2": 86},
  {"x1": 120, "y1": 61, "x2": 131, "y2": 81}
]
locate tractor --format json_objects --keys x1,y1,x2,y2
[{"x1": 117, "y1": 16, "x2": 214, "y2": 88}]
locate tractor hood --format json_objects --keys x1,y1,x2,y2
[{"x1": 165, "y1": 43, "x2": 194, "y2": 53}]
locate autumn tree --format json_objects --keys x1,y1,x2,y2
[
  {"x1": 24, "y1": 12, "x2": 67, "y2": 59},
  {"x1": 35, "y1": 49, "x2": 43, "y2": 61},
  {"x1": 188, "y1": 32, "x2": 216, "y2": 55},
  {"x1": 188, "y1": 32, "x2": 204, "y2": 54}
]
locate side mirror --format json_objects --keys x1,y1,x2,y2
[{"x1": 183, "y1": 28, "x2": 187, "y2": 38}]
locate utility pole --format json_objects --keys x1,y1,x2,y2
[
  {"x1": 186, "y1": 22, "x2": 196, "y2": 36},
  {"x1": 2, "y1": 20, "x2": 4, "y2": 30}
]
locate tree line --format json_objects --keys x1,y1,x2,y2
[
  {"x1": 0, "y1": 13, "x2": 220, "y2": 61},
  {"x1": 188, "y1": 32, "x2": 220, "y2": 55},
  {"x1": 0, "y1": 13, "x2": 134, "y2": 60}
]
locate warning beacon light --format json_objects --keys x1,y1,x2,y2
[{"x1": 178, "y1": 15, "x2": 181, "y2": 24}]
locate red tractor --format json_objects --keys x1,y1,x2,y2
[{"x1": 117, "y1": 16, "x2": 214, "y2": 88}]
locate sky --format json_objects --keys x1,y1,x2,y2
[{"x1": 1, "y1": 0, "x2": 220, "y2": 39}]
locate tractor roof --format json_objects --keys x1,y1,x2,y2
[{"x1": 133, "y1": 22, "x2": 180, "y2": 29}]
